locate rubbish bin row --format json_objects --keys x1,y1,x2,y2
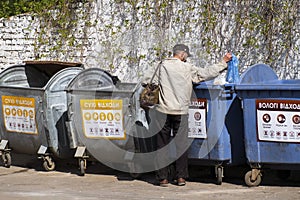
[
  {"x1": 0, "y1": 61, "x2": 83, "y2": 171},
  {"x1": 188, "y1": 63, "x2": 300, "y2": 186},
  {"x1": 0, "y1": 61, "x2": 138, "y2": 176},
  {"x1": 0, "y1": 61, "x2": 299, "y2": 187}
]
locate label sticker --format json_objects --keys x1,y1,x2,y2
[
  {"x1": 80, "y1": 99, "x2": 125, "y2": 139},
  {"x1": 256, "y1": 99, "x2": 300, "y2": 143},
  {"x1": 188, "y1": 98, "x2": 207, "y2": 138},
  {"x1": 2, "y1": 96, "x2": 37, "y2": 134}
]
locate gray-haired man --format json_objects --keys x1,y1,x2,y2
[{"x1": 142, "y1": 44, "x2": 232, "y2": 186}]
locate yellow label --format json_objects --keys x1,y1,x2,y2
[
  {"x1": 80, "y1": 99, "x2": 122, "y2": 110},
  {"x1": 2, "y1": 96, "x2": 38, "y2": 134},
  {"x1": 2, "y1": 96, "x2": 35, "y2": 107},
  {"x1": 80, "y1": 99, "x2": 125, "y2": 140}
]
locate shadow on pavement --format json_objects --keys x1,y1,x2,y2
[{"x1": 2, "y1": 153, "x2": 300, "y2": 188}]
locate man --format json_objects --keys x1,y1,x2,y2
[{"x1": 142, "y1": 44, "x2": 232, "y2": 187}]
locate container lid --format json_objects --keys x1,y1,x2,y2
[
  {"x1": 0, "y1": 61, "x2": 83, "y2": 88},
  {"x1": 236, "y1": 63, "x2": 300, "y2": 91},
  {"x1": 24, "y1": 61, "x2": 83, "y2": 78},
  {"x1": 239, "y1": 63, "x2": 278, "y2": 84},
  {"x1": 24, "y1": 61, "x2": 83, "y2": 88},
  {"x1": 67, "y1": 68, "x2": 116, "y2": 91}
]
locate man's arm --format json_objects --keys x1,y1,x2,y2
[{"x1": 192, "y1": 53, "x2": 232, "y2": 82}]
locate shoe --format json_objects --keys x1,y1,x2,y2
[
  {"x1": 159, "y1": 179, "x2": 169, "y2": 187},
  {"x1": 177, "y1": 178, "x2": 186, "y2": 186}
]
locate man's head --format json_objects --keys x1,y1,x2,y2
[{"x1": 173, "y1": 44, "x2": 192, "y2": 62}]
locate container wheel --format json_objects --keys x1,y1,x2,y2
[
  {"x1": 216, "y1": 166, "x2": 223, "y2": 185},
  {"x1": 2, "y1": 152, "x2": 11, "y2": 168},
  {"x1": 43, "y1": 156, "x2": 55, "y2": 171},
  {"x1": 244, "y1": 170, "x2": 262, "y2": 187},
  {"x1": 79, "y1": 159, "x2": 85, "y2": 176}
]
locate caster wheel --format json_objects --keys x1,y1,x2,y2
[
  {"x1": 2, "y1": 152, "x2": 11, "y2": 168},
  {"x1": 244, "y1": 170, "x2": 262, "y2": 187},
  {"x1": 43, "y1": 156, "x2": 55, "y2": 171},
  {"x1": 216, "y1": 166, "x2": 223, "y2": 185},
  {"x1": 79, "y1": 159, "x2": 86, "y2": 176}
]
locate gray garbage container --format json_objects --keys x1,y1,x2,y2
[
  {"x1": 65, "y1": 68, "x2": 138, "y2": 175},
  {"x1": 0, "y1": 61, "x2": 83, "y2": 170}
]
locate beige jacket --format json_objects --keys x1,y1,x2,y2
[{"x1": 142, "y1": 58, "x2": 227, "y2": 115}]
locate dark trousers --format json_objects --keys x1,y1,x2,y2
[{"x1": 153, "y1": 112, "x2": 190, "y2": 180}]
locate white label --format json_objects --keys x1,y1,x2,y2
[
  {"x1": 256, "y1": 99, "x2": 300, "y2": 143},
  {"x1": 188, "y1": 99, "x2": 207, "y2": 138}
]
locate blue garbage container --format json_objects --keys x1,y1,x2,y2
[
  {"x1": 188, "y1": 80, "x2": 246, "y2": 185},
  {"x1": 235, "y1": 63, "x2": 300, "y2": 186}
]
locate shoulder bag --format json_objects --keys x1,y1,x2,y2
[{"x1": 139, "y1": 62, "x2": 162, "y2": 109}]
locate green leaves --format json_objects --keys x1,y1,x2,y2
[{"x1": 0, "y1": 0, "x2": 80, "y2": 19}]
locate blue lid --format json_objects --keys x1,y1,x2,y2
[
  {"x1": 236, "y1": 64, "x2": 300, "y2": 91},
  {"x1": 239, "y1": 63, "x2": 278, "y2": 84}
]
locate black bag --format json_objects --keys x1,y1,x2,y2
[{"x1": 140, "y1": 62, "x2": 162, "y2": 109}]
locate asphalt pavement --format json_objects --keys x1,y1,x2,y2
[{"x1": 0, "y1": 153, "x2": 299, "y2": 200}]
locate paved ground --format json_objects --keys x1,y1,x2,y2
[{"x1": 0, "y1": 153, "x2": 299, "y2": 200}]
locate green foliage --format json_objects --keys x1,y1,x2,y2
[
  {"x1": 0, "y1": 0, "x2": 297, "y2": 75},
  {"x1": 36, "y1": 0, "x2": 89, "y2": 59},
  {"x1": 0, "y1": 0, "x2": 55, "y2": 18},
  {"x1": 0, "y1": 0, "x2": 29, "y2": 18},
  {"x1": 0, "y1": 0, "x2": 92, "y2": 60}
]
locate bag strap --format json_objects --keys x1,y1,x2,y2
[{"x1": 149, "y1": 61, "x2": 162, "y2": 84}]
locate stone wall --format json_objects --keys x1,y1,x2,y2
[
  {"x1": 0, "y1": 0, "x2": 299, "y2": 82},
  {"x1": 0, "y1": 12, "x2": 94, "y2": 70},
  {"x1": 0, "y1": 15, "x2": 36, "y2": 70}
]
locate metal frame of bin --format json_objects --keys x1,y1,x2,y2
[
  {"x1": 66, "y1": 68, "x2": 138, "y2": 176},
  {"x1": 188, "y1": 81, "x2": 245, "y2": 185},
  {"x1": 0, "y1": 61, "x2": 83, "y2": 170},
  {"x1": 234, "y1": 63, "x2": 300, "y2": 186}
]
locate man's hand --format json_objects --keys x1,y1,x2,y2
[{"x1": 223, "y1": 53, "x2": 232, "y2": 63}]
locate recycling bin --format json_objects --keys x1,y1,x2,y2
[
  {"x1": 235, "y1": 63, "x2": 300, "y2": 186},
  {"x1": 188, "y1": 79, "x2": 246, "y2": 185},
  {"x1": 65, "y1": 68, "x2": 138, "y2": 175},
  {"x1": 0, "y1": 61, "x2": 83, "y2": 170}
]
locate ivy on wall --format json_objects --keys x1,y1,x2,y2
[
  {"x1": 0, "y1": 0, "x2": 93, "y2": 60},
  {"x1": 0, "y1": 0, "x2": 33, "y2": 18},
  {"x1": 0, "y1": 0, "x2": 79, "y2": 18},
  {"x1": 97, "y1": 0, "x2": 298, "y2": 79},
  {"x1": 0, "y1": 0, "x2": 299, "y2": 80},
  {"x1": 31, "y1": 0, "x2": 93, "y2": 60}
]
